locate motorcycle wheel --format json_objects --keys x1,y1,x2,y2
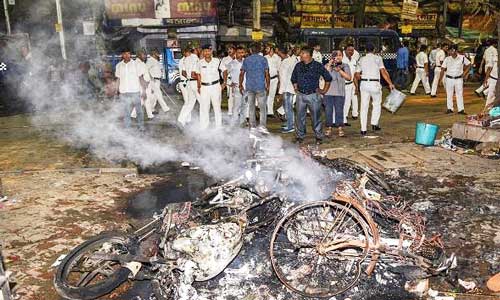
[{"x1": 54, "y1": 233, "x2": 137, "y2": 300}]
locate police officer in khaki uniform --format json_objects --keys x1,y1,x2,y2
[{"x1": 354, "y1": 43, "x2": 395, "y2": 136}]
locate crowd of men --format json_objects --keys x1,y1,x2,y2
[
  {"x1": 397, "y1": 39, "x2": 498, "y2": 114},
  {"x1": 109, "y1": 38, "x2": 497, "y2": 143}
]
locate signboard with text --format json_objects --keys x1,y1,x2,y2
[
  {"x1": 401, "y1": 0, "x2": 418, "y2": 20},
  {"x1": 399, "y1": 13, "x2": 437, "y2": 30},
  {"x1": 105, "y1": 0, "x2": 155, "y2": 19},
  {"x1": 155, "y1": 0, "x2": 216, "y2": 19},
  {"x1": 301, "y1": 13, "x2": 354, "y2": 28}
]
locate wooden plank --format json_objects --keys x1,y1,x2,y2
[{"x1": 452, "y1": 122, "x2": 500, "y2": 143}]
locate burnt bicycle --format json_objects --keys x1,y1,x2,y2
[{"x1": 269, "y1": 174, "x2": 456, "y2": 298}]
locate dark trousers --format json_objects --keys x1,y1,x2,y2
[
  {"x1": 324, "y1": 95, "x2": 345, "y2": 127},
  {"x1": 296, "y1": 92, "x2": 323, "y2": 140},
  {"x1": 395, "y1": 68, "x2": 409, "y2": 89}
]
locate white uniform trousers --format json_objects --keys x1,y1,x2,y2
[
  {"x1": 266, "y1": 77, "x2": 279, "y2": 115},
  {"x1": 148, "y1": 79, "x2": 169, "y2": 116},
  {"x1": 445, "y1": 77, "x2": 464, "y2": 112},
  {"x1": 343, "y1": 83, "x2": 358, "y2": 123},
  {"x1": 231, "y1": 86, "x2": 247, "y2": 125},
  {"x1": 486, "y1": 77, "x2": 497, "y2": 107},
  {"x1": 277, "y1": 94, "x2": 296, "y2": 115},
  {"x1": 200, "y1": 83, "x2": 222, "y2": 129},
  {"x1": 475, "y1": 83, "x2": 488, "y2": 95},
  {"x1": 431, "y1": 67, "x2": 446, "y2": 96},
  {"x1": 177, "y1": 81, "x2": 199, "y2": 126},
  {"x1": 227, "y1": 82, "x2": 234, "y2": 116},
  {"x1": 410, "y1": 68, "x2": 431, "y2": 94},
  {"x1": 359, "y1": 81, "x2": 382, "y2": 132}
]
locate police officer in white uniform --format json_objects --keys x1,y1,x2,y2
[
  {"x1": 342, "y1": 44, "x2": 359, "y2": 124},
  {"x1": 410, "y1": 44, "x2": 431, "y2": 95},
  {"x1": 196, "y1": 44, "x2": 226, "y2": 129},
  {"x1": 431, "y1": 43, "x2": 448, "y2": 97},
  {"x1": 130, "y1": 50, "x2": 150, "y2": 120},
  {"x1": 177, "y1": 47, "x2": 194, "y2": 126},
  {"x1": 354, "y1": 43, "x2": 395, "y2": 136},
  {"x1": 484, "y1": 48, "x2": 498, "y2": 109},
  {"x1": 439, "y1": 44, "x2": 471, "y2": 114},
  {"x1": 475, "y1": 40, "x2": 497, "y2": 97},
  {"x1": 225, "y1": 46, "x2": 246, "y2": 126},
  {"x1": 146, "y1": 49, "x2": 170, "y2": 116},
  {"x1": 264, "y1": 44, "x2": 281, "y2": 116},
  {"x1": 221, "y1": 45, "x2": 235, "y2": 116}
]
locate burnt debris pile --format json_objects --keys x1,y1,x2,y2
[{"x1": 53, "y1": 132, "x2": 457, "y2": 300}]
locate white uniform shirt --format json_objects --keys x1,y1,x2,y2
[
  {"x1": 146, "y1": 56, "x2": 162, "y2": 80},
  {"x1": 278, "y1": 55, "x2": 298, "y2": 94},
  {"x1": 486, "y1": 57, "x2": 498, "y2": 78},
  {"x1": 227, "y1": 58, "x2": 244, "y2": 86},
  {"x1": 484, "y1": 46, "x2": 498, "y2": 65},
  {"x1": 356, "y1": 53, "x2": 385, "y2": 80},
  {"x1": 342, "y1": 53, "x2": 358, "y2": 82},
  {"x1": 115, "y1": 59, "x2": 145, "y2": 93},
  {"x1": 352, "y1": 49, "x2": 360, "y2": 62},
  {"x1": 184, "y1": 54, "x2": 199, "y2": 80},
  {"x1": 416, "y1": 51, "x2": 429, "y2": 68},
  {"x1": 265, "y1": 53, "x2": 281, "y2": 77},
  {"x1": 196, "y1": 57, "x2": 225, "y2": 83},
  {"x1": 313, "y1": 50, "x2": 323, "y2": 63},
  {"x1": 178, "y1": 56, "x2": 187, "y2": 80},
  {"x1": 442, "y1": 55, "x2": 471, "y2": 77},
  {"x1": 429, "y1": 48, "x2": 438, "y2": 66},
  {"x1": 435, "y1": 49, "x2": 446, "y2": 67},
  {"x1": 221, "y1": 55, "x2": 234, "y2": 82}
]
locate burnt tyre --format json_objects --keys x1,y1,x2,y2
[
  {"x1": 54, "y1": 233, "x2": 137, "y2": 300},
  {"x1": 270, "y1": 201, "x2": 370, "y2": 298}
]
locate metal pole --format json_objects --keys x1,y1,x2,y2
[
  {"x1": 55, "y1": 0, "x2": 67, "y2": 60},
  {"x1": 2, "y1": 0, "x2": 11, "y2": 35},
  {"x1": 253, "y1": 0, "x2": 261, "y2": 31}
]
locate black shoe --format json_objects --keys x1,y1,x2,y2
[
  {"x1": 410, "y1": 93, "x2": 416, "y2": 95},
  {"x1": 446, "y1": 109, "x2": 453, "y2": 114},
  {"x1": 344, "y1": 123, "x2": 351, "y2": 127},
  {"x1": 315, "y1": 138, "x2": 322, "y2": 145},
  {"x1": 425, "y1": 93, "x2": 431, "y2": 95},
  {"x1": 457, "y1": 110, "x2": 467, "y2": 115},
  {"x1": 431, "y1": 95, "x2": 437, "y2": 98},
  {"x1": 475, "y1": 91, "x2": 481, "y2": 97},
  {"x1": 295, "y1": 138, "x2": 304, "y2": 144},
  {"x1": 360, "y1": 131, "x2": 367, "y2": 136},
  {"x1": 372, "y1": 125, "x2": 381, "y2": 131},
  {"x1": 352, "y1": 116, "x2": 358, "y2": 120}
]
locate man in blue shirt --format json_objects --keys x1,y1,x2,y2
[
  {"x1": 396, "y1": 40, "x2": 410, "y2": 90},
  {"x1": 240, "y1": 43, "x2": 270, "y2": 131},
  {"x1": 291, "y1": 46, "x2": 332, "y2": 144}
]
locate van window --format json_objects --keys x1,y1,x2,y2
[
  {"x1": 308, "y1": 36, "x2": 331, "y2": 53},
  {"x1": 381, "y1": 36, "x2": 398, "y2": 53},
  {"x1": 358, "y1": 36, "x2": 379, "y2": 52},
  {"x1": 332, "y1": 37, "x2": 353, "y2": 50}
]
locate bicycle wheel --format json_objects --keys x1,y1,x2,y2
[
  {"x1": 270, "y1": 201, "x2": 370, "y2": 298},
  {"x1": 54, "y1": 233, "x2": 137, "y2": 300}
]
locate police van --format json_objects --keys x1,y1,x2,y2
[{"x1": 298, "y1": 28, "x2": 400, "y2": 76}]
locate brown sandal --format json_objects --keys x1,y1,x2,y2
[
  {"x1": 325, "y1": 127, "x2": 333, "y2": 137},
  {"x1": 338, "y1": 128, "x2": 345, "y2": 137}
]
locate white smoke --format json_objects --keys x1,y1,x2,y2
[{"x1": 8, "y1": 11, "x2": 337, "y2": 201}]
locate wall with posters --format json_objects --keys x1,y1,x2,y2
[{"x1": 105, "y1": 0, "x2": 155, "y2": 19}]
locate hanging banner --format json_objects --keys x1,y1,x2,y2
[
  {"x1": 301, "y1": 13, "x2": 354, "y2": 29},
  {"x1": 401, "y1": 0, "x2": 418, "y2": 20},
  {"x1": 105, "y1": 0, "x2": 155, "y2": 19}
]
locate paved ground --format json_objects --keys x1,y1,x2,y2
[{"x1": 0, "y1": 85, "x2": 499, "y2": 299}]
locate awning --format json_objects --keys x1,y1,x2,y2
[{"x1": 445, "y1": 26, "x2": 494, "y2": 41}]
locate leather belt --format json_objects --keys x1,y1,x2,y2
[
  {"x1": 416, "y1": 66, "x2": 425, "y2": 68},
  {"x1": 201, "y1": 80, "x2": 220, "y2": 86},
  {"x1": 345, "y1": 81, "x2": 353, "y2": 85},
  {"x1": 490, "y1": 75, "x2": 498, "y2": 80},
  {"x1": 153, "y1": 77, "x2": 161, "y2": 80},
  {"x1": 361, "y1": 78, "x2": 379, "y2": 82},
  {"x1": 188, "y1": 78, "x2": 197, "y2": 81},
  {"x1": 446, "y1": 75, "x2": 462, "y2": 79},
  {"x1": 270, "y1": 75, "x2": 278, "y2": 80}
]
